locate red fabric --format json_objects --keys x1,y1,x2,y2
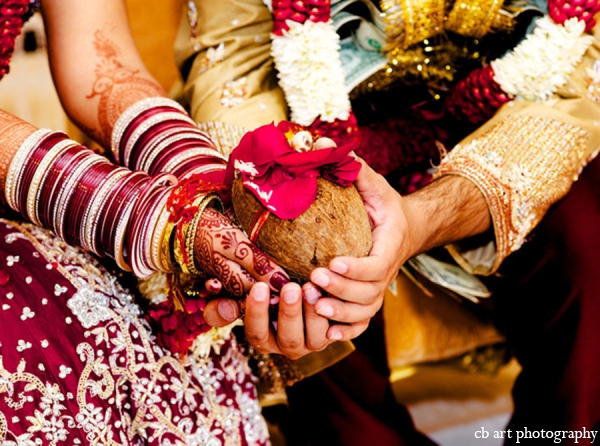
[
  {"x1": 0, "y1": 219, "x2": 269, "y2": 444},
  {"x1": 491, "y1": 153, "x2": 600, "y2": 445},
  {"x1": 281, "y1": 313, "x2": 437, "y2": 446}
]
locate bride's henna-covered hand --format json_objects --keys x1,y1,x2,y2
[{"x1": 194, "y1": 207, "x2": 289, "y2": 296}]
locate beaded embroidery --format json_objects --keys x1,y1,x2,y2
[{"x1": 435, "y1": 115, "x2": 591, "y2": 273}]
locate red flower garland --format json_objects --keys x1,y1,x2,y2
[
  {"x1": 146, "y1": 274, "x2": 212, "y2": 356},
  {"x1": 0, "y1": 0, "x2": 32, "y2": 80},
  {"x1": 271, "y1": 0, "x2": 330, "y2": 35},
  {"x1": 445, "y1": 65, "x2": 512, "y2": 125},
  {"x1": 444, "y1": 3, "x2": 600, "y2": 124},
  {"x1": 549, "y1": 0, "x2": 600, "y2": 31}
]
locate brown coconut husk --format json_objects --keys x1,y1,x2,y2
[{"x1": 232, "y1": 176, "x2": 373, "y2": 282}]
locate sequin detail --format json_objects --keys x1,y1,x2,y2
[
  {"x1": 0, "y1": 220, "x2": 270, "y2": 445},
  {"x1": 220, "y1": 77, "x2": 249, "y2": 108}
]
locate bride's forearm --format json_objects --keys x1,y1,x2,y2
[{"x1": 41, "y1": 0, "x2": 166, "y2": 148}]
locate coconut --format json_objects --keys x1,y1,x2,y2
[{"x1": 232, "y1": 175, "x2": 373, "y2": 282}]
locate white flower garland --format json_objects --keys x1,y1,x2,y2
[
  {"x1": 269, "y1": 10, "x2": 594, "y2": 124},
  {"x1": 138, "y1": 270, "x2": 170, "y2": 305},
  {"x1": 270, "y1": 20, "x2": 351, "y2": 126},
  {"x1": 189, "y1": 319, "x2": 244, "y2": 359},
  {"x1": 491, "y1": 16, "x2": 594, "y2": 102}
]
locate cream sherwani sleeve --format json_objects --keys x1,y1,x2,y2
[
  {"x1": 435, "y1": 26, "x2": 600, "y2": 275},
  {"x1": 173, "y1": 0, "x2": 287, "y2": 135}
]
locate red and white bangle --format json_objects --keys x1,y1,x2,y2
[
  {"x1": 82, "y1": 168, "x2": 130, "y2": 254},
  {"x1": 6, "y1": 128, "x2": 53, "y2": 211},
  {"x1": 111, "y1": 97, "x2": 227, "y2": 181},
  {"x1": 9, "y1": 131, "x2": 184, "y2": 277},
  {"x1": 26, "y1": 138, "x2": 78, "y2": 226},
  {"x1": 111, "y1": 97, "x2": 187, "y2": 163}
]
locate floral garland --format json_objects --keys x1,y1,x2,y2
[
  {"x1": 268, "y1": 0, "x2": 359, "y2": 141},
  {"x1": 446, "y1": 11, "x2": 597, "y2": 123},
  {"x1": 0, "y1": 0, "x2": 39, "y2": 80},
  {"x1": 139, "y1": 271, "x2": 241, "y2": 357},
  {"x1": 491, "y1": 17, "x2": 592, "y2": 101},
  {"x1": 268, "y1": 1, "x2": 598, "y2": 130},
  {"x1": 142, "y1": 0, "x2": 599, "y2": 357}
]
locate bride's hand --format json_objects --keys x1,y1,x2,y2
[{"x1": 193, "y1": 207, "x2": 289, "y2": 297}]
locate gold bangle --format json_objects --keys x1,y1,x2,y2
[
  {"x1": 183, "y1": 193, "x2": 224, "y2": 276},
  {"x1": 160, "y1": 219, "x2": 178, "y2": 272},
  {"x1": 150, "y1": 191, "x2": 177, "y2": 272},
  {"x1": 172, "y1": 220, "x2": 189, "y2": 274}
]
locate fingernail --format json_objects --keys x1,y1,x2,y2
[
  {"x1": 218, "y1": 300, "x2": 238, "y2": 321},
  {"x1": 282, "y1": 287, "x2": 300, "y2": 304},
  {"x1": 253, "y1": 283, "x2": 269, "y2": 302},
  {"x1": 330, "y1": 260, "x2": 348, "y2": 275},
  {"x1": 328, "y1": 330, "x2": 343, "y2": 341},
  {"x1": 269, "y1": 272, "x2": 289, "y2": 291},
  {"x1": 311, "y1": 273, "x2": 330, "y2": 288},
  {"x1": 316, "y1": 304, "x2": 334, "y2": 318},
  {"x1": 303, "y1": 284, "x2": 321, "y2": 305},
  {"x1": 208, "y1": 279, "x2": 221, "y2": 292}
]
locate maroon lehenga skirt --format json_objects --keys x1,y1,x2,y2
[{"x1": 0, "y1": 218, "x2": 269, "y2": 445}]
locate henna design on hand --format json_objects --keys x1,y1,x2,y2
[
  {"x1": 194, "y1": 208, "x2": 276, "y2": 295},
  {"x1": 194, "y1": 208, "x2": 245, "y2": 296}
]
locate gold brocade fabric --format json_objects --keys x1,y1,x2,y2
[
  {"x1": 384, "y1": 271, "x2": 504, "y2": 370},
  {"x1": 435, "y1": 30, "x2": 600, "y2": 274},
  {"x1": 367, "y1": 0, "x2": 517, "y2": 94},
  {"x1": 197, "y1": 120, "x2": 249, "y2": 158},
  {"x1": 349, "y1": 40, "x2": 459, "y2": 99},
  {"x1": 381, "y1": 0, "x2": 513, "y2": 48},
  {"x1": 444, "y1": 0, "x2": 509, "y2": 39},
  {"x1": 174, "y1": 0, "x2": 287, "y2": 130},
  {"x1": 381, "y1": 0, "x2": 446, "y2": 50}
]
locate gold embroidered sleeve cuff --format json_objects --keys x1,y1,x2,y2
[{"x1": 435, "y1": 114, "x2": 594, "y2": 275}]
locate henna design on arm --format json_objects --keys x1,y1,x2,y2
[
  {"x1": 0, "y1": 110, "x2": 37, "y2": 201},
  {"x1": 85, "y1": 30, "x2": 166, "y2": 148}
]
